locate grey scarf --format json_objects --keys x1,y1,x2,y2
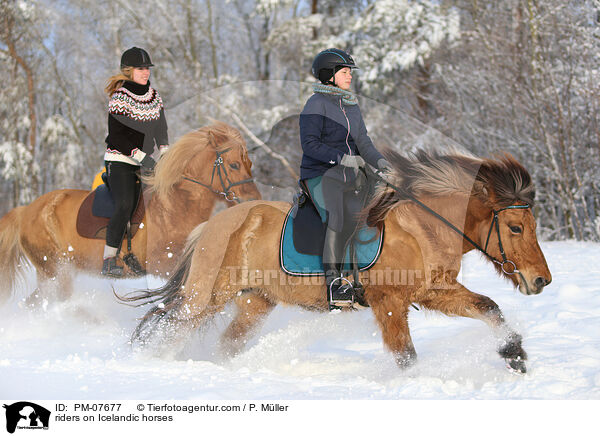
[{"x1": 312, "y1": 83, "x2": 358, "y2": 105}]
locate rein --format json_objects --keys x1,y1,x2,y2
[
  {"x1": 182, "y1": 147, "x2": 254, "y2": 203},
  {"x1": 369, "y1": 168, "x2": 530, "y2": 278}
]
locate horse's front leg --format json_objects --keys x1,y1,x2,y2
[
  {"x1": 418, "y1": 283, "x2": 528, "y2": 373},
  {"x1": 368, "y1": 289, "x2": 417, "y2": 368}
]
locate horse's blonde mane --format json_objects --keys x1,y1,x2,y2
[
  {"x1": 145, "y1": 121, "x2": 244, "y2": 199},
  {"x1": 366, "y1": 148, "x2": 535, "y2": 226}
]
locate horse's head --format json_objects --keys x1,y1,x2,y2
[
  {"x1": 196, "y1": 122, "x2": 262, "y2": 205},
  {"x1": 474, "y1": 154, "x2": 552, "y2": 295},
  {"x1": 151, "y1": 121, "x2": 261, "y2": 204},
  {"x1": 364, "y1": 149, "x2": 552, "y2": 295}
]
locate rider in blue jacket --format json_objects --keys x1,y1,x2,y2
[{"x1": 299, "y1": 48, "x2": 392, "y2": 309}]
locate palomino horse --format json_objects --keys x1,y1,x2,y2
[
  {"x1": 123, "y1": 149, "x2": 551, "y2": 373},
  {"x1": 0, "y1": 121, "x2": 261, "y2": 304}
]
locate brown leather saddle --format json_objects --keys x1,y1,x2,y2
[{"x1": 76, "y1": 186, "x2": 145, "y2": 240}]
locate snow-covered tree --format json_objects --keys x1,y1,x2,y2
[
  {"x1": 352, "y1": 0, "x2": 460, "y2": 95},
  {"x1": 1, "y1": 0, "x2": 599, "y2": 240},
  {"x1": 430, "y1": 0, "x2": 600, "y2": 240},
  {"x1": 0, "y1": 0, "x2": 45, "y2": 206}
]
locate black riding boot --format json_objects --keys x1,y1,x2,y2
[
  {"x1": 323, "y1": 228, "x2": 354, "y2": 309},
  {"x1": 123, "y1": 253, "x2": 146, "y2": 276}
]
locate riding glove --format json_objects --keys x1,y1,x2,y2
[
  {"x1": 340, "y1": 154, "x2": 365, "y2": 170},
  {"x1": 377, "y1": 159, "x2": 393, "y2": 172},
  {"x1": 376, "y1": 159, "x2": 395, "y2": 184},
  {"x1": 140, "y1": 154, "x2": 156, "y2": 170}
]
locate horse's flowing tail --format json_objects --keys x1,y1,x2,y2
[
  {"x1": 0, "y1": 207, "x2": 27, "y2": 304},
  {"x1": 117, "y1": 223, "x2": 206, "y2": 345}
]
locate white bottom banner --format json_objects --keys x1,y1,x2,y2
[{"x1": 0, "y1": 399, "x2": 596, "y2": 435}]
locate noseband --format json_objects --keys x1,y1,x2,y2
[{"x1": 182, "y1": 147, "x2": 254, "y2": 203}]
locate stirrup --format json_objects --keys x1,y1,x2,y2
[
  {"x1": 101, "y1": 256, "x2": 123, "y2": 278},
  {"x1": 123, "y1": 253, "x2": 146, "y2": 276},
  {"x1": 328, "y1": 276, "x2": 354, "y2": 309}
]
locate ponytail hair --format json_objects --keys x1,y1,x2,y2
[{"x1": 105, "y1": 67, "x2": 134, "y2": 96}]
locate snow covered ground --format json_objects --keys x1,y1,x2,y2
[{"x1": 1, "y1": 241, "x2": 599, "y2": 401}]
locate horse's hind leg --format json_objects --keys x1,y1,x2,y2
[
  {"x1": 134, "y1": 285, "x2": 234, "y2": 359},
  {"x1": 52, "y1": 267, "x2": 74, "y2": 301},
  {"x1": 220, "y1": 291, "x2": 275, "y2": 358},
  {"x1": 24, "y1": 267, "x2": 74, "y2": 308},
  {"x1": 134, "y1": 301, "x2": 222, "y2": 359},
  {"x1": 418, "y1": 284, "x2": 527, "y2": 373},
  {"x1": 134, "y1": 312, "x2": 200, "y2": 360}
]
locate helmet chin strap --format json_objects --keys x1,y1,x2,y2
[{"x1": 324, "y1": 68, "x2": 337, "y2": 87}]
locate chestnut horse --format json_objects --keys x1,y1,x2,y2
[
  {"x1": 123, "y1": 149, "x2": 551, "y2": 373},
  {"x1": 0, "y1": 121, "x2": 261, "y2": 304}
]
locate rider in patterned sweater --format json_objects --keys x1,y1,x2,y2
[{"x1": 102, "y1": 47, "x2": 169, "y2": 277}]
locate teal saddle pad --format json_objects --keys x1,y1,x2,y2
[{"x1": 279, "y1": 206, "x2": 384, "y2": 276}]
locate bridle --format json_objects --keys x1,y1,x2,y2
[
  {"x1": 482, "y1": 205, "x2": 530, "y2": 275},
  {"x1": 182, "y1": 147, "x2": 254, "y2": 203},
  {"x1": 370, "y1": 168, "x2": 530, "y2": 280}
]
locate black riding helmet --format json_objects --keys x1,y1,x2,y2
[
  {"x1": 311, "y1": 48, "x2": 359, "y2": 85},
  {"x1": 120, "y1": 47, "x2": 154, "y2": 69}
]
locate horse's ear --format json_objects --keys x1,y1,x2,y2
[
  {"x1": 474, "y1": 180, "x2": 495, "y2": 207},
  {"x1": 207, "y1": 130, "x2": 218, "y2": 149},
  {"x1": 242, "y1": 149, "x2": 252, "y2": 168},
  {"x1": 480, "y1": 183, "x2": 499, "y2": 207}
]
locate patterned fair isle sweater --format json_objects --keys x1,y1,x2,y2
[{"x1": 104, "y1": 80, "x2": 169, "y2": 166}]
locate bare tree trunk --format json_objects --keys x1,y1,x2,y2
[
  {"x1": 311, "y1": 0, "x2": 318, "y2": 39},
  {"x1": 206, "y1": 0, "x2": 219, "y2": 79},
  {"x1": 416, "y1": 61, "x2": 432, "y2": 123},
  {"x1": 1, "y1": 6, "x2": 39, "y2": 197},
  {"x1": 185, "y1": 0, "x2": 200, "y2": 79}
]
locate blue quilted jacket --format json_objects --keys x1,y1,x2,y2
[{"x1": 299, "y1": 92, "x2": 384, "y2": 181}]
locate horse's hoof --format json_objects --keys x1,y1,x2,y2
[
  {"x1": 498, "y1": 333, "x2": 528, "y2": 361},
  {"x1": 505, "y1": 357, "x2": 527, "y2": 375},
  {"x1": 351, "y1": 301, "x2": 370, "y2": 310},
  {"x1": 23, "y1": 290, "x2": 44, "y2": 310},
  {"x1": 394, "y1": 348, "x2": 417, "y2": 369}
]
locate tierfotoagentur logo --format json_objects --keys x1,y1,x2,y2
[{"x1": 3, "y1": 402, "x2": 50, "y2": 434}]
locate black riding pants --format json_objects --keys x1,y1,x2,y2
[
  {"x1": 105, "y1": 161, "x2": 141, "y2": 249},
  {"x1": 306, "y1": 172, "x2": 368, "y2": 267}
]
